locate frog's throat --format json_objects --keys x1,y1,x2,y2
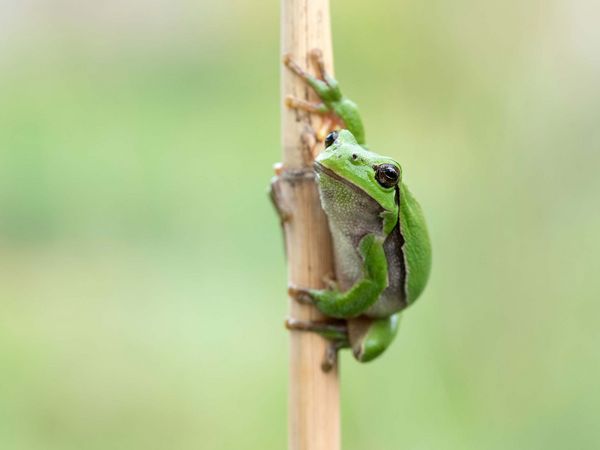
[{"x1": 314, "y1": 160, "x2": 400, "y2": 236}]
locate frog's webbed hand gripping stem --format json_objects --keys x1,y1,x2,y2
[{"x1": 284, "y1": 49, "x2": 366, "y2": 146}]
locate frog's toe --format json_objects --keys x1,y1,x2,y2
[
  {"x1": 288, "y1": 286, "x2": 315, "y2": 305},
  {"x1": 285, "y1": 96, "x2": 328, "y2": 115},
  {"x1": 309, "y1": 48, "x2": 325, "y2": 77},
  {"x1": 321, "y1": 273, "x2": 339, "y2": 290}
]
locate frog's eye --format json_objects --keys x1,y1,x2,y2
[
  {"x1": 375, "y1": 164, "x2": 400, "y2": 188},
  {"x1": 325, "y1": 131, "x2": 339, "y2": 148}
]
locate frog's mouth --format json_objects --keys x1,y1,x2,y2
[
  {"x1": 313, "y1": 160, "x2": 336, "y2": 178},
  {"x1": 314, "y1": 161, "x2": 360, "y2": 191},
  {"x1": 314, "y1": 161, "x2": 378, "y2": 203}
]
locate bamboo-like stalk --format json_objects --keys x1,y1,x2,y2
[{"x1": 279, "y1": 0, "x2": 340, "y2": 449}]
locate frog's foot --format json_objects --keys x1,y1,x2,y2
[
  {"x1": 283, "y1": 99, "x2": 334, "y2": 156},
  {"x1": 283, "y1": 49, "x2": 344, "y2": 134},
  {"x1": 323, "y1": 340, "x2": 348, "y2": 372},
  {"x1": 285, "y1": 318, "x2": 349, "y2": 371},
  {"x1": 287, "y1": 285, "x2": 315, "y2": 305},
  {"x1": 283, "y1": 48, "x2": 365, "y2": 146},
  {"x1": 283, "y1": 53, "x2": 311, "y2": 82},
  {"x1": 285, "y1": 317, "x2": 347, "y2": 336},
  {"x1": 322, "y1": 273, "x2": 338, "y2": 291},
  {"x1": 283, "y1": 49, "x2": 338, "y2": 95},
  {"x1": 284, "y1": 96, "x2": 328, "y2": 115}
]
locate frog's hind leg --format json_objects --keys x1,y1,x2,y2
[
  {"x1": 285, "y1": 317, "x2": 348, "y2": 340},
  {"x1": 348, "y1": 314, "x2": 400, "y2": 363},
  {"x1": 285, "y1": 318, "x2": 349, "y2": 371}
]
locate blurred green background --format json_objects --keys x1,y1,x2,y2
[{"x1": 1, "y1": 0, "x2": 599, "y2": 449}]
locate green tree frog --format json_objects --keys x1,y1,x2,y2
[{"x1": 273, "y1": 49, "x2": 431, "y2": 370}]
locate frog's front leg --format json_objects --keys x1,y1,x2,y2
[
  {"x1": 283, "y1": 49, "x2": 365, "y2": 145},
  {"x1": 289, "y1": 233, "x2": 388, "y2": 318}
]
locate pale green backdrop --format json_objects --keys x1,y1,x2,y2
[{"x1": 1, "y1": 1, "x2": 599, "y2": 449}]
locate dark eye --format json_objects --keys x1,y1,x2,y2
[
  {"x1": 325, "y1": 131, "x2": 339, "y2": 148},
  {"x1": 375, "y1": 164, "x2": 400, "y2": 188}
]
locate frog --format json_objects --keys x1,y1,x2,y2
[{"x1": 273, "y1": 49, "x2": 431, "y2": 370}]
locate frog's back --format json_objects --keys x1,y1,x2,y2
[{"x1": 398, "y1": 182, "x2": 431, "y2": 304}]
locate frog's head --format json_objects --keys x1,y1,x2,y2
[{"x1": 314, "y1": 129, "x2": 402, "y2": 216}]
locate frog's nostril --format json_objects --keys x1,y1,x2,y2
[{"x1": 351, "y1": 153, "x2": 358, "y2": 160}]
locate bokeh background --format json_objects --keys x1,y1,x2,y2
[{"x1": 1, "y1": 0, "x2": 599, "y2": 449}]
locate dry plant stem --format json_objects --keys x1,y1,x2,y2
[{"x1": 280, "y1": 0, "x2": 340, "y2": 449}]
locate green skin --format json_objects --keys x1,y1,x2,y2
[{"x1": 278, "y1": 51, "x2": 432, "y2": 365}]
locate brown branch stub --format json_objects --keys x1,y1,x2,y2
[{"x1": 280, "y1": 0, "x2": 340, "y2": 449}]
